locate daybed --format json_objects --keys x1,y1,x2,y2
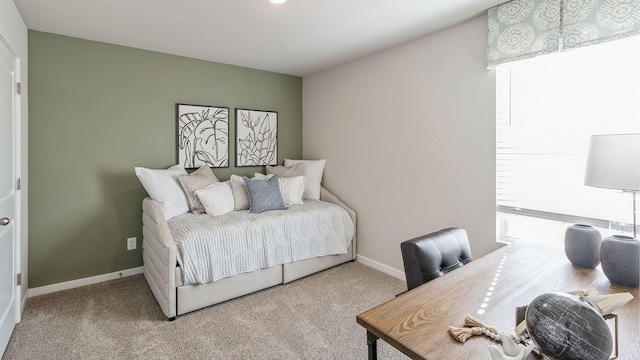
[{"x1": 142, "y1": 186, "x2": 356, "y2": 320}]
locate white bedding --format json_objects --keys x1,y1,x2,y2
[{"x1": 168, "y1": 200, "x2": 354, "y2": 285}]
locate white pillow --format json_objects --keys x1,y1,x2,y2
[
  {"x1": 195, "y1": 181, "x2": 234, "y2": 216},
  {"x1": 135, "y1": 164, "x2": 189, "y2": 220},
  {"x1": 254, "y1": 173, "x2": 306, "y2": 206},
  {"x1": 280, "y1": 176, "x2": 306, "y2": 206},
  {"x1": 230, "y1": 174, "x2": 250, "y2": 211},
  {"x1": 252, "y1": 173, "x2": 270, "y2": 180},
  {"x1": 284, "y1": 159, "x2": 325, "y2": 200}
]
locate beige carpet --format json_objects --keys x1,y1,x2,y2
[{"x1": 3, "y1": 262, "x2": 410, "y2": 359}]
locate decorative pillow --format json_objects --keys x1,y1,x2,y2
[
  {"x1": 243, "y1": 175, "x2": 287, "y2": 214},
  {"x1": 178, "y1": 166, "x2": 219, "y2": 214},
  {"x1": 279, "y1": 176, "x2": 306, "y2": 206},
  {"x1": 266, "y1": 163, "x2": 305, "y2": 178},
  {"x1": 195, "y1": 181, "x2": 234, "y2": 217},
  {"x1": 252, "y1": 173, "x2": 271, "y2": 180},
  {"x1": 134, "y1": 164, "x2": 189, "y2": 220},
  {"x1": 284, "y1": 159, "x2": 326, "y2": 200},
  {"x1": 254, "y1": 173, "x2": 306, "y2": 206},
  {"x1": 230, "y1": 174, "x2": 250, "y2": 211}
]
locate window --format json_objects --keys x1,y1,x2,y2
[{"x1": 496, "y1": 35, "x2": 640, "y2": 246}]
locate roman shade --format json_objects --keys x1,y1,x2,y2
[{"x1": 488, "y1": 0, "x2": 640, "y2": 67}]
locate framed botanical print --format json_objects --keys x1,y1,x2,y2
[
  {"x1": 235, "y1": 108, "x2": 278, "y2": 167},
  {"x1": 176, "y1": 103, "x2": 229, "y2": 168}
]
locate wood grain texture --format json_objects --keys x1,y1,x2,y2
[{"x1": 356, "y1": 242, "x2": 640, "y2": 360}]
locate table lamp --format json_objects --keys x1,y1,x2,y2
[
  {"x1": 584, "y1": 133, "x2": 640, "y2": 287},
  {"x1": 584, "y1": 133, "x2": 640, "y2": 238}
]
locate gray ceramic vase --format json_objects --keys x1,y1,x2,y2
[
  {"x1": 600, "y1": 235, "x2": 640, "y2": 288},
  {"x1": 564, "y1": 224, "x2": 602, "y2": 268}
]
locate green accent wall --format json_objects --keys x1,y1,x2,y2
[{"x1": 28, "y1": 31, "x2": 302, "y2": 287}]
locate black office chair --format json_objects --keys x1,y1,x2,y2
[{"x1": 401, "y1": 227, "x2": 473, "y2": 291}]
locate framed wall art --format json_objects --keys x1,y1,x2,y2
[
  {"x1": 235, "y1": 108, "x2": 278, "y2": 167},
  {"x1": 176, "y1": 103, "x2": 229, "y2": 168}
]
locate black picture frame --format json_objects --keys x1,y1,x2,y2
[
  {"x1": 176, "y1": 103, "x2": 229, "y2": 169},
  {"x1": 235, "y1": 108, "x2": 278, "y2": 167}
]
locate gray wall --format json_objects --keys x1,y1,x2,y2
[
  {"x1": 28, "y1": 31, "x2": 302, "y2": 287},
  {"x1": 303, "y1": 14, "x2": 500, "y2": 274}
]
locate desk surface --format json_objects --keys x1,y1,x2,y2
[{"x1": 356, "y1": 242, "x2": 639, "y2": 360}]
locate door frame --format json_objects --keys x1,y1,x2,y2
[
  {"x1": 0, "y1": 32, "x2": 22, "y2": 322},
  {"x1": 13, "y1": 50, "x2": 22, "y2": 322},
  {"x1": 0, "y1": 1, "x2": 27, "y2": 335}
]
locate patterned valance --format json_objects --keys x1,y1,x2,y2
[{"x1": 488, "y1": 0, "x2": 640, "y2": 67}]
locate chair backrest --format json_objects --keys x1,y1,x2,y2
[{"x1": 400, "y1": 227, "x2": 473, "y2": 291}]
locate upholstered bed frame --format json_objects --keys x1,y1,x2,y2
[{"x1": 142, "y1": 186, "x2": 357, "y2": 320}]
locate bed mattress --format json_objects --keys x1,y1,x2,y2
[{"x1": 168, "y1": 200, "x2": 354, "y2": 285}]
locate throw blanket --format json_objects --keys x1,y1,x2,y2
[{"x1": 168, "y1": 200, "x2": 354, "y2": 285}]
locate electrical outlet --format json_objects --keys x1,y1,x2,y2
[{"x1": 127, "y1": 237, "x2": 137, "y2": 250}]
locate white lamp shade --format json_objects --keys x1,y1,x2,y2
[{"x1": 584, "y1": 134, "x2": 640, "y2": 192}]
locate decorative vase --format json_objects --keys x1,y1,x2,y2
[
  {"x1": 600, "y1": 235, "x2": 640, "y2": 287},
  {"x1": 564, "y1": 224, "x2": 601, "y2": 268}
]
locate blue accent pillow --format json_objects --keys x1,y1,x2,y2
[{"x1": 243, "y1": 175, "x2": 287, "y2": 214}]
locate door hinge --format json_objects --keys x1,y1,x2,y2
[
  {"x1": 16, "y1": 273, "x2": 21, "y2": 286},
  {"x1": 16, "y1": 178, "x2": 21, "y2": 190},
  {"x1": 16, "y1": 82, "x2": 21, "y2": 95}
]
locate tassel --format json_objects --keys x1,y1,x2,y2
[
  {"x1": 448, "y1": 326, "x2": 483, "y2": 343},
  {"x1": 464, "y1": 315, "x2": 499, "y2": 335}
]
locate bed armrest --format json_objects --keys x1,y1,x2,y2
[
  {"x1": 320, "y1": 186, "x2": 357, "y2": 259},
  {"x1": 142, "y1": 197, "x2": 178, "y2": 319}
]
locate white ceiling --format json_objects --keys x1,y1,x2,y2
[{"x1": 14, "y1": 0, "x2": 504, "y2": 76}]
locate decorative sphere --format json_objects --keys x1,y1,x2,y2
[
  {"x1": 600, "y1": 235, "x2": 640, "y2": 287},
  {"x1": 525, "y1": 292, "x2": 612, "y2": 360}
]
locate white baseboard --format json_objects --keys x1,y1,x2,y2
[
  {"x1": 21, "y1": 292, "x2": 28, "y2": 313},
  {"x1": 356, "y1": 255, "x2": 406, "y2": 282},
  {"x1": 28, "y1": 267, "x2": 144, "y2": 298}
]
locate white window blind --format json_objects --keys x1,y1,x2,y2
[{"x1": 496, "y1": 35, "x2": 640, "y2": 238}]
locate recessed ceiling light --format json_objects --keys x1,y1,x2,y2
[{"x1": 270, "y1": 0, "x2": 287, "y2": 4}]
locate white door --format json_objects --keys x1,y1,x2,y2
[{"x1": 0, "y1": 38, "x2": 18, "y2": 356}]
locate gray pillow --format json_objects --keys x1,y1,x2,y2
[
  {"x1": 230, "y1": 175, "x2": 250, "y2": 211},
  {"x1": 266, "y1": 163, "x2": 305, "y2": 178},
  {"x1": 177, "y1": 166, "x2": 219, "y2": 214},
  {"x1": 243, "y1": 175, "x2": 286, "y2": 214}
]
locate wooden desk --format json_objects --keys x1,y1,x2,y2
[{"x1": 356, "y1": 242, "x2": 639, "y2": 360}]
